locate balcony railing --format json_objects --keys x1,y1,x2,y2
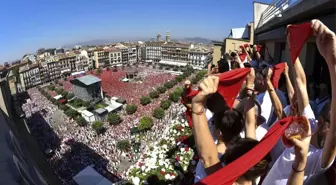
[{"x1": 257, "y1": 0, "x2": 297, "y2": 29}]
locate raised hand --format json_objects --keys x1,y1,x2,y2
[
  {"x1": 192, "y1": 76, "x2": 219, "y2": 106},
  {"x1": 312, "y1": 19, "x2": 336, "y2": 65}
]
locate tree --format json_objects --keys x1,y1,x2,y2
[
  {"x1": 65, "y1": 109, "x2": 78, "y2": 118},
  {"x1": 76, "y1": 116, "x2": 87, "y2": 126},
  {"x1": 48, "y1": 85, "x2": 56, "y2": 91},
  {"x1": 59, "y1": 104, "x2": 68, "y2": 111},
  {"x1": 140, "y1": 96, "x2": 151, "y2": 105},
  {"x1": 126, "y1": 104, "x2": 137, "y2": 114},
  {"x1": 175, "y1": 75, "x2": 183, "y2": 82},
  {"x1": 157, "y1": 86, "x2": 167, "y2": 94},
  {"x1": 138, "y1": 117, "x2": 153, "y2": 131},
  {"x1": 170, "y1": 79, "x2": 177, "y2": 86},
  {"x1": 164, "y1": 81, "x2": 174, "y2": 89},
  {"x1": 149, "y1": 90, "x2": 160, "y2": 99},
  {"x1": 83, "y1": 101, "x2": 90, "y2": 107},
  {"x1": 191, "y1": 77, "x2": 198, "y2": 84},
  {"x1": 116, "y1": 139, "x2": 131, "y2": 151},
  {"x1": 153, "y1": 108, "x2": 165, "y2": 119},
  {"x1": 61, "y1": 91, "x2": 68, "y2": 97},
  {"x1": 174, "y1": 87, "x2": 183, "y2": 96},
  {"x1": 56, "y1": 88, "x2": 64, "y2": 95},
  {"x1": 66, "y1": 93, "x2": 75, "y2": 100},
  {"x1": 160, "y1": 100, "x2": 171, "y2": 110},
  {"x1": 92, "y1": 121, "x2": 105, "y2": 134},
  {"x1": 96, "y1": 68, "x2": 102, "y2": 75},
  {"x1": 108, "y1": 113, "x2": 122, "y2": 125},
  {"x1": 169, "y1": 92, "x2": 180, "y2": 103}
]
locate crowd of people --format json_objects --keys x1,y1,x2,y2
[
  {"x1": 186, "y1": 20, "x2": 335, "y2": 185},
  {"x1": 21, "y1": 66, "x2": 190, "y2": 184}
]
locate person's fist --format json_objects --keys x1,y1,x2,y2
[
  {"x1": 311, "y1": 19, "x2": 336, "y2": 65},
  {"x1": 192, "y1": 76, "x2": 219, "y2": 105},
  {"x1": 266, "y1": 68, "x2": 273, "y2": 81},
  {"x1": 284, "y1": 63, "x2": 289, "y2": 75},
  {"x1": 246, "y1": 68, "x2": 255, "y2": 87}
]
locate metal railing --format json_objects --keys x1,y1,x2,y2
[{"x1": 258, "y1": 0, "x2": 297, "y2": 28}]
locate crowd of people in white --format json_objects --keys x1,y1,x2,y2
[{"x1": 22, "y1": 67, "x2": 189, "y2": 184}]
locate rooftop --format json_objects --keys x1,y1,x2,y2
[{"x1": 74, "y1": 75, "x2": 101, "y2": 86}]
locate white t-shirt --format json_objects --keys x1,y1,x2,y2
[
  {"x1": 257, "y1": 91, "x2": 274, "y2": 125},
  {"x1": 262, "y1": 105, "x2": 333, "y2": 185}
]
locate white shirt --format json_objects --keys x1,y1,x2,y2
[
  {"x1": 262, "y1": 105, "x2": 333, "y2": 185},
  {"x1": 257, "y1": 91, "x2": 274, "y2": 125}
]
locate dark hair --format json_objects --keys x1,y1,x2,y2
[
  {"x1": 206, "y1": 92, "x2": 229, "y2": 113},
  {"x1": 254, "y1": 71, "x2": 266, "y2": 93},
  {"x1": 217, "y1": 59, "x2": 230, "y2": 73},
  {"x1": 221, "y1": 138, "x2": 271, "y2": 181},
  {"x1": 230, "y1": 52, "x2": 237, "y2": 58},
  {"x1": 231, "y1": 61, "x2": 240, "y2": 70},
  {"x1": 213, "y1": 108, "x2": 244, "y2": 142}
]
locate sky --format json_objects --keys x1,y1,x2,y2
[{"x1": 0, "y1": 0, "x2": 272, "y2": 63}]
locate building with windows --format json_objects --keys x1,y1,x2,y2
[
  {"x1": 128, "y1": 45, "x2": 137, "y2": 64},
  {"x1": 93, "y1": 48, "x2": 110, "y2": 68},
  {"x1": 39, "y1": 60, "x2": 61, "y2": 84},
  {"x1": 57, "y1": 53, "x2": 76, "y2": 72},
  {"x1": 115, "y1": 43, "x2": 129, "y2": 64},
  {"x1": 145, "y1": 41, "x2": 163, "y2": 63},
  {"x1": 70, "y1": 75, "x2": 103, "y2": 102},
  {"x1": 0, "y1": 67, "x2": 62, "y2": 185},
  {"x1": 159, "y1": 42, "x2": 190, "y2": 69},
  {"x1": 188, "y1": 45, "x2": 212, "y2": 69},
  {"x1": 19, "y1": 64, "x2": 41, "y2": 90},
  {"x1": 108, "y1": 48, "x2": 122, "y2": 66}
]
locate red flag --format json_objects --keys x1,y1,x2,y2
[
  {"x1": 257, "y1": 45, "x2": 262, "y2": 52},
  {"x1": 239, "y1": 53, "x2": 247, "y2": 62},
  {"x1": 184, "y1": 68, "x2": 250, "y2": 127},
  {"x1": 287, "y1": 22, "x2": 312, "y2": 64},
  {"x1": 271, "y1": 62, "x2": 286, "y2": 89},
  {"x1": 195, "y1": 116, "x2": 294, "y2": 185}
]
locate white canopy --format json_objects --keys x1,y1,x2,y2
[
  {"x1": 73, "y1": 166, "x2": 111, "y2": 185},
  {"x1": 105, "y1": 101, "x2": 123, "y2": 113},
  {"x1": 159, "y1": 60, "x2": 187, "y2": 67},
  {"x1": 53, "y1": 95, "x2": 62, "y2": 100},
  {"x1": 121, "y1": 78, "x2": 129, "y2": 82}
]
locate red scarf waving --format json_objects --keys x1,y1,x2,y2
[
  {"x1": 184, "y1": 68, "x2": 251, "y2": 127},
  {"x1": 287, "y1": 22, "x2": 313, "y2": 64},
  {"x1": 195, "y1": 117, "x2": 295, "y2": 185},
  {"x1": 271, "y1": 62, "x2": 286, "y2": 89}
]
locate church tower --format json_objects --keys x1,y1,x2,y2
[
  {"x1": 157, "y1": 33, "x2": 161, "y2": 41},
  {"x1": 166, "y1": 31, "x2": 171, "y2": 42}
]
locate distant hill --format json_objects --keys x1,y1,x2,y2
[{"x1": 183, "y1": 37, "x2": 212, "y2": 44}]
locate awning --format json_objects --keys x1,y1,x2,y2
[
  {"x1": 73, "y1": 166, "x2": 111, "y2": 185},
  {"x1": 53, "y1": 95, "x2": 63, "y2": 100},
  {"x1": 159, "y1": 60, "x2": 187, "y2": 67}
]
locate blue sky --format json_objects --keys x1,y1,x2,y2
[{"x1": 0, "y1": 0, "x2": 272, "y2": 63}]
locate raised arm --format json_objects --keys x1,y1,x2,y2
[
  {"x1": 312, "y1": 19, "x2": 336, "y2": 168},
  {"x1": 286, "y1": 31, "x2": 309, "y2": 115},
  {"x1": 244, "y1": 68, "x2": 257, "y2": 139},
  {"x1": 266, "y1": 68, "x2": 283, "y2": 119},
  {"x1": 192, "y1": 76, "x2": 221, "y2": 174},
  {"x1": 284, "y1": 63, "x2": 295, "y2": 105}
]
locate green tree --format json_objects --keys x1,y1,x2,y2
[
  {"x1": 153, "y1": 108, "x2": 165, "y2": 119},
  {"x1": 56, "y1": 88, "x2": 64, "y2": 95},
  {"x1": 66, "y1": 93, "x2": 75, "y2": 100},
  {"x1": 116, "y1": 139, "x2": 131, "y2": 151},
  {"x1": 140, "y1": 96, "x2": 151, "y2": 105},
  {"x1": 125, "y1": 104, "x2": 137, "y2": 114},
  {"x1": 149, "y1": 90, "x2": 160, "y2": 99},
  {"x1": 92, "y1": 121, "x2": 105, "y2": 134},
  {"x1": 108, "y1": 113, "x2": 122, "y2": 125},
  {"x1": 48, "y1": 85, "x2": 56, "y2": 91},
  {"x1": 174, "y1": 87, "x2": 184, "y2": 96},
  {"x1": 191, "y1": 77, "x2": 198, "y2": 84},
  {"x1": 175, "y1": 75, "x2": 183, "y2": 82},
  {"x1": 160, "y1": 100, "x2": 171, "y2": 110},
  {"x1": 83, "y1": 101, "x2": 90, "y2": 107},
  {"x1": 157, "y1": 86, "x2": 167, "y2": 94},
  {"x1": 61, "y1": 91, "x2": 68, "y2": 97},
  {"x1": 59, "y1": 104, "x2": 68, "y2": 111},
  {"x1": 76, "y1": 116, "x2": 87, "y2": 126},
  {"x1": 170, "y1": 79, "x2": 177, "y2": 86},
  {"x1": 65, "y1": 109, "x2": 78, "y2": 118},
  {"x1": 169, "y1": 92, "x2": 180, "y2": 102},
  {"x1": 138, "y1": 117, "x2": 153, "y2": 131},
  {"x1": 164, "y1": 81, "x2": 174, "y2": 89}
]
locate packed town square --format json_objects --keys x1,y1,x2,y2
[{"x1": 20, "y1": 20, "x2": 336, "y2": 185}]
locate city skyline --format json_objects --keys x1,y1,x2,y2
[{"x1": 0, "y1": 0, "x2": 273, "y2": 63}]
